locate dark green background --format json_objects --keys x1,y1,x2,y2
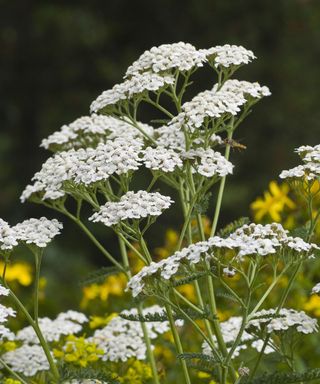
[{"x1": 1, "y1": 0, "x2": 320, "y2": 307}]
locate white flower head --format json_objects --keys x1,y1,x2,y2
[
  {"x1": 13, "y1": 217, "x2": 63, "y2": 248},
  {"x1": 311, "y1": 282, "x2": 320, "y2": 295},
  {"x1": 202, "y1": 44, "x2": 256, "y2": 68},
  {"x1": 142, "y1": 146, "x2": 183, "y2": 173},
  {"x1": 0, "y1": 219, "x2": 18, "y2": 251},
  {"x1": 90, "y1": 72, "x2": 174, "y2": 113},
  {"x1": 125, "y1": 42, "x2": 207, "y2": 77},
  {"x1": 89, "y1": 190, "x2": 174, "y2": 227}
]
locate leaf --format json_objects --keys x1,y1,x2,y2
[
  {"x1": 244, "y1": 369, "x2": 320, "y2": 384},
  {"x1": 217, "y1": 217, "x2": 250, "y2": 238},
  {"x1": 171, "y1": 271, "x2": 207, "y2": 286},
  {"x1": 79, "y1": 266, "x2": 123, "y2": 286}
]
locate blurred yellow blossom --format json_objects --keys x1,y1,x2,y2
[
  {"x1": 4, "y1": 379, "x2": 21, "y2": 384},
  {"x1": 251, "y1": 181, "x2": 296, "y2": 222},
  {"x1": 0, "y1": 262, "x2": 32, "y2": 286},
  {"x1": 89, "y1": 313, "x2": 118, "y2": 329},
  {"x1": 118, "y1": 360, "x2": 152, "y2": 384},
  {"x1": 53, "y1": 335, "x2": 104, "y2": 367},
  {"x1": 81, "y1": 273, "x2": 126, "y2": 308},
  {"x1": 303, "y1": 294, "x2": 320, "y2": 317}
]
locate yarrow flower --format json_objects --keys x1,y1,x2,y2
[
  {"x1": 2, "y1": 344, "x2": 51, "y2": 377},
  {"x1": 0, "y1": 284, "x2": 15, "y2": 341},
  {"x1": 21, "y1": 138, "x2": 143, "y2": 202},
  {"x1": 90, "y1": 72, "x2": 175, "y2": 113},
  {"x1": 16, "y1": 311, "x2": 88, "y2": 344},
  {"x1": 280, "y1": 144, "x2": 320, "y2": 181},
  {"x1": 127, "y1": 223, "x2": 318, "y2": 297},
  {"x1": 90, "y1": 305, "x2": 178, "y2": 362},
  {"x1": 125, "y1": 42, "x2": 207, "y2": 76},
  {"x1": 311, "y1": 282, "x2": 320, "y2": 295},
  {"x1": 0, "y1": 219, "x2": 18, "y2": 251},
  {"x1": 41, "y1": 114, "x2": 154, "y2": 152},
  {"x1": 142, "y1": 147, "x2": 183, "y2": 173},
  {"x1": 202, "y1": 44, "x2": 256, "y2": 68},
  {"x1": 89, "y1": 190, "x2": 174, "y2": 227},
  {"x1": 13, "y1": 217, "x2": 63, "y2": 248}
]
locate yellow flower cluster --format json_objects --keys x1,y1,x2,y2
[
  {"x1": 81, "y1": 274, "x2": 126, "y2": 308},
  {"x1": 0, "y1": 262, "x2": 32, "y2": 286},
  {"x1": 117, "y1": 360, "x2": 152, "y2": 384},
  {"x1": 4, "y1": 379, "x2": 21, "y2": 384},
  {"x1": 53, "y1": 335, "x2": 104, "y2": 367}
]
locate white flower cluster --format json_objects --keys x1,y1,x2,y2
[
  {"x1": 41, "y1": 114, "x2": 154, "y2": 151},
  {"x1": 202, "y1": 316, "x2": 273, "y2": 359},
  {"x1": 214, "y1": 79, "x2": 271, "y2": 99},
  {"x1": 89, "y1": 190, "x2": 174, "y2": 227},
  {"x1": 182, "y1": 148, "x2": 234, "y2": 177},
  {"x1": 125, "y1": 42, "x2": 207, "y2": 76},
  {"x1": 13, "y1": 217, "x2": 62, "y2": 248},
  {"x1": 2, "y1": 344, "x2": 51, "y2": 377},
  {"x1": 0, "y1": 217, "x2": 62, "y2": 250},
  {"x1": 127, "y1": 223, "x2": 318, "y2": 297},
  {"x1": 21, "y1": 138, "x2": 143, "y2": 202},
  {"x1": 0, "y1": 284, "x2": 15, "y2": 341},
  {"x1": 142, "y1": 147, "x2": 183, "y2": 173},
  {"x1": 90, "y1": 305, "x2": 176, "y2": 362},
  {"x1": 0, "y1": 219, "x2": 18, "y2": 250},
  {"x1": 17, "y1": 311, "x2": 88, "y2": 344},
  {"x1": 202, "y1": 44, "x2": 256, "y2": 68},
  {"x1": 249, "y1": 308, "x2": 318, "y2": 334},
  {"x1": 311, "y1": 282, "x2": 320, "y2": 295},
  {"x1": 280, "y1": 144, "x2": 320, "y2": 181},
  {"x1": 90, "y1": 72, "x2": 175, "y2": 113}
]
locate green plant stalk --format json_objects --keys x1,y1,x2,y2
[
  {"x1": 210, "y1": 128, "x2": 233, "y2": 237},
  {"x1": 0, "y1": 356, "x2": 29, "y2": 384},
  {"x1": 1, "y1": 279, "x2": 60, "y2": 381},
  {"x1": 33, "y1": 250, "x2": 42, "y2": 324},
  {"x1": 118, "y1": 237, "x2": 160, "y2": 384},
  {"x1": 164, "y1": 303, "x2": 191, "y2": 384}
]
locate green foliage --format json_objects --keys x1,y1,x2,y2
[
  {"x1": 58, "y1": 363, "x2": 119, "y2": 383},
  {"x1": 79, "y1": 266, "x2": 123, "y2": 286},
  {"x1": 217, "y1": 217, "x2": 250, "y2": 238},
  {"x1": 244, "y1": 368, "x2": 320, "y2": 384}
]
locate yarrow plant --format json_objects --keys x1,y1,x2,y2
[{"x1": 1, "y1": 41, "x2": 320, "y2": 384}]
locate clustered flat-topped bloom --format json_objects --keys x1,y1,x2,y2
[
  {"x1": 2, "y1": 344, "x2": 51, "y2": 377},
  {"x1": 13, "y1": 217, "x2": 62, "y2": 248},
  {"x1": 17, "y1": 310, "x2": 88, "y2": 344},
  {"x1": 248, "y1": 308, "x2": 318, "y2": 334},
  {"x1": 0, "y1": 219, "x2": 18, "y2": 251},
  {"x1": 142, "y1": 147, "x2": 184, "y2": 173},
  {"x1": 0, "y1": 284, "x2": 15, "y2": 341},
  {"x1": 202, "y1": 316, "x2": 273, "y2": 360},
  {"x1": 21, "y1": 138, "x2": 143, "y2": 202},
  {"x1": 41, "y1": 114, "x2": 154, "y2": 151},
  {"x1": 125, "y1": 42, "x2": 208, "y2": 76},
  {"x1": 90, "y1": 72, "x2": 175, "y2": 113},
  {"x1": 90, "y1": 305, "x2": 177, "y2": 362},
  {"x1": 127, "y1": 223, "x2": 318, "y2": 297},
  {"x1": 89, "y1": 190, "x2": 174, "y2": 227},
  {"x1": 170, "y1": 79, "x2": 270, "y2": 131},
  {"x1": 280, "y1": 144, "x2": 320, "y2": 181},
  {"x1": 201, "y1": 44, "x2": 256, "y2": 68}
]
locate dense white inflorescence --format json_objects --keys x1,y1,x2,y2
[
  {"x1": 249, "y1": 308, "x2": 318, "y2": 334},
  {"x1": 311, "y1": 282, "x2": 320, "y2": 295},
  {"x1": 13, "y1": 217, "x2": 63, "y2": 248},
  {"x1": 0, "y1": 284, "x2": 16, "y2": 341},
  {"x1": 89, "y1": 190, "x2": 174, "y2": 227},
  {"x1": 142, "y1": 147, "x2": 183, "y2": 173},
  {"x1": 21, "y1": 138, "x2": 143, "y2": 202},
  {"x1": 214, "y1": 79, "x2": 271, "y2": 99},
  {"x1": 17, "y1": 311, "x2": 88, "y2": 344},
  {"x1": 280, "y1": 144, "x2": 320, "y2": 181},
  {"x1": 0, "y1": 219, "x2": 18, "y2": 250},
  {"x1": 90, "y1": 72, "x2": 175, "y2": 113},
  {"x1": 127, "y1": 223, "x2": 318, "y2": 297},
  {"x1": 202, "y1": 44, "x2": 256, "y2": 68},
  {"x1": 2, "y1": 344, "x2": 51, "y2": 377},
  {"x1": 41, "y1": 114, "x2": 154, "y2": 151},
  {"x1": 90, "y1": 305, "x2": 178, "y2": 362},
  {"x1": 125, "y1": 42, "x2": 207, "y2": 76}
]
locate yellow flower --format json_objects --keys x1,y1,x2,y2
[
  {"x1": 251, "y1": 181, "x2": 296, "y2": 222},
  {"x1": 0, "y1": 262, "x2": 32, "y2": 286},
  {"x1": 89, "y1": 313, "x2": 118, "y2": 329},
  {"x1": 303, "y1": 295, "x2": 320, "y2": 317},
  {"x1": 4, "y1": 379, "x2": 21, "y2": 384},
  {"x1": 118, "y1": 360, "x2": 152, "y2": 384}
]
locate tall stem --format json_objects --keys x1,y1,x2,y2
[{"x1": 33, "y1": 250, "x2": 42, "y2": 324}]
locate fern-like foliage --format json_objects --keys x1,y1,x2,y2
[
  {"x1": 244, "y1": 368, "x2": 320, "y2": 384},
  {"x1": 194, "y1": 192, "x2": 212, "y2": 214},
  {"x1": 171, "y1": 271, "x2": 207, "y2": 287},
  {"x1": 58, "y1": 363, "x2": 119, "y2": 383},
  {"x1": 177, "y1": 352, "x2": 219, "y2": 364},
  {"x1": 79, "y1": 266, "x2": 124, "y2": 286},
  {"x1": 217, "y1": 217, "x2": 250, "y2": 238}
]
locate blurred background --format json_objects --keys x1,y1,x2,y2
[{"x1": 1, "y1": 0, "x2": 320, "y2": 310}]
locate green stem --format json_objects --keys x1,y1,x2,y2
[
  {"x1": 33, "y1": 250, "x2": 42, "y2": 324},
  {"x1": 164, "y1": 303, "x2": 191, "y2": 384},
  {"x1": 210, "y1": 129, "x2": 233, "y2": 237}
]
